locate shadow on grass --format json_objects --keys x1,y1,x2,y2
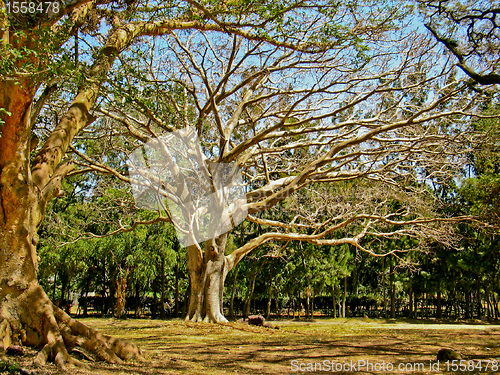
[{"x1": 68, "y1": 317, "x2": 500, "y2": 374}]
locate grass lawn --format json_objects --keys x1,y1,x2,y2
[{"x1": 3, "y1": 317, "x2": 500, "y2": 374}]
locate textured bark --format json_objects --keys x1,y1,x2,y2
[
  {"x1": 492, "y1": 292, "x2": 499, "y2": 319},
  {"x1": 185, "y1": 234, "x2": 229, "y2": 323},
  {"x1": 0, "y1": 81, "x2": 143, "y2": 368},
  {"x1": 115, "y1": 269, "x2": 128, "y2": 318},
  {"x1": 0, "y1": 282, "x2": 142, "y2": 369}
]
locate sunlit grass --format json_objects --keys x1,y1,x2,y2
[{"x1": 10, "y1": 317, "x2": 500, "y2": 374}]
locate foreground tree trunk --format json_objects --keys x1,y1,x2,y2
[
  {"x1": 0, "y1": 79, "x2": 143, "y2": 368},
  {"x1": 185, "y1": 234, "x2": 230, "y2": 323}
]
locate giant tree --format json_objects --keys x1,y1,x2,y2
[
  {"x1": 100, "y1": 29, "x2": 493, "y2": 322},
  {"x1": 51, "y1": 0, "x2": 496, "y2": 326}
]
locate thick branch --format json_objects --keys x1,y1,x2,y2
[
  {"x1": 425, "y1": 24, "x2": 500, "y2": 85},
  {"x1": 227, "y1": 214, "x2": 473, "y2": 270}
]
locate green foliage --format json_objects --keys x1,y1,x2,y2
[
  {"x1": 0, "y1": 360, "x2": 22, "y2": 375},
  {"x1": 460, "y1": 109, "x2": 500, "y2": 223}
]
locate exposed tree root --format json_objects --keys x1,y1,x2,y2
[
  {"x1": 185, "y1": 310, "x2": 229, "y2": 324},
  {"x1": 0, "y1": 283, "x2": 144, "y2": 370},
  {"x1": 184, "y1": 284, "x2": 229, "y2": 324}
]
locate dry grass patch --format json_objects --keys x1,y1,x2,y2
[{"x1": 2, "y1": 318, "x2": 500, "y2": 374}]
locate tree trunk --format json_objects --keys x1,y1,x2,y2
[
  {"x1": 492, "y1": 292, "x2": 499, "y2": 319},
  {"x1": 342, "y1": 276, "x2": 347, "y2": 318},
  {"x1": 486, "y1": 290, "x2": 492, "y2": 319},
  {"x1": 174, "y1": 251, "x2": 180, "y2": 318},
  {"x1": 152, "y1": 276, "x2": 158, "y2": 318},
  {"x1": 352, "y1": 262, "x2": 359, "y2": 296},
  {"x1": 305, "y1": 286, "x2": 311, "y2": 319},
  {"x1": 0, "y1": 81, "x2": 142, "y2": 368},
  {"x1": 82, "y1": 277, "x2": 90, "y2": 317},
  {"x1": 185, "y1": 234, "x2": 230, "y2": 323},
  {"x1": 59, "y1": 269, "x2": 69, "y2": 307},
  {"x1": 266, "y1": 264, "x2": 275, "y2": 320},
  {"x1": 390, "y1": 259, "x2": 395, "y2": 319},
  {"x1": 332, "y1": 285, "x2": 337, "y2": 318},
  {"x1": 436, "y1": 289, "x2": 442, "y2": 319},
  {"x1": 409, "y1": 286, "x2": 413, "y2": 319},
  {"x1": 425, "y1": 292, "x2": 429, "y2": 318},
  {"x1": 476, "y1": 278, "x2": 482, "y2": 319},
  {"x1": 244, "y1": 267, "x2": 259, "y2": 318},
  {"x1": 266, "y1": 280, "x2": 273, "y2": 321},
  {"x1": 115, "y1": 270, "x2": 128, "y2": 318},
  {"x1": 135, "y1": 282, "x2": 141, "y2": 318},
  {"x1": 453, "y1": 291, "x2": 460, "y2": 319},
  {"x1": 160, "y1": 256, "x2": 166, "y2": 319},
  {"x1": 382, "y1": 257, "x2": 387, "y2": 318},
  {"x1": 465, "y1": 288, "x2": 471, "y2": 319},
  {"x1": 108, "y1": 271, "x2": 115, "y2": 317},
  {"x1": 115, "y1": 267, "x2": 129, "y2": 318},
  {"x1": 228, "y1": 263, "x2": 239, "y2": 320}
]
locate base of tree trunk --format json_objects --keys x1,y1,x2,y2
[
  {"x1": 0, "y1": 283, "x2": 143, "y2": 370},
  {"x1": 184, "y1": 236, "x2": 230, "y2": 324},
  {"x1": 184, "y1": 310, "x2": 229, "y2": 323}
]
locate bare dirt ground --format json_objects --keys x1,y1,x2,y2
[{"x1": 3, "y1": 317, "x2": 500, "y2": 374}]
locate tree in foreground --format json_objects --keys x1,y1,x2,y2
[{"x1": 0, "y1": 0, "x2": 496, "y2": 368}]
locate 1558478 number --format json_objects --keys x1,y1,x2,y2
[
  {"x1": 446, "y1": 360, "x2": 499, "y2": 372},
  {"x1": 5, "y1": 2, "x2": 60, "y2": 15}
]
